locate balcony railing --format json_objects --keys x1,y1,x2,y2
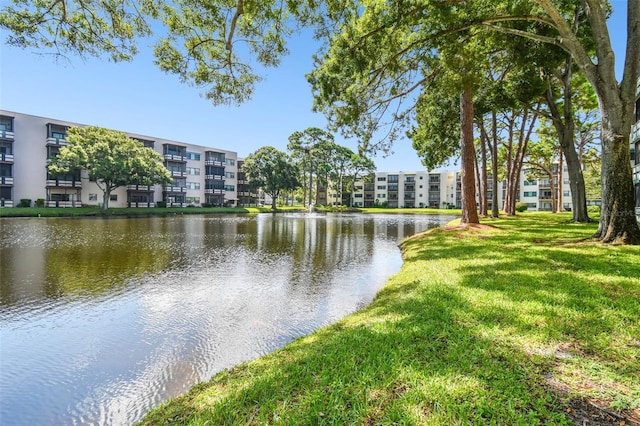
[
  {"x1": 0, "y1": 130, "x2": 14, "y2": 140},
  {"x1": 205, "y1": 175, "x2": 224, "y2": 180},
  {"x1": 127, "y1": 184, "x2": 154, "y2": 191},
  {"x1": 45, "y1": 201, "x2": 81, "y2": 208},
  {"x1": 46, "y1": 137, "x2": 68, "y2": 146},
  {"x1": 170, "y1": 170, "x2": 186, "y2": 177},
  {"x1": 46, "y1": 179, "x2": 81, "y2": 187},
  {"x1": 205, "y1": 189, "x2": 225, "y2": 194},
  {"x1": 163, "y1": 186, "x2": 186, "y2": 193},
  {"x1": 0, "y1": 176, "x2": 13, "y2": 185},
  {"x1": 0, "y1": 154, "x2": 14, "y2": 163},
  {"x1": 205, "y1": 160, "x2": 224, "y2": 166},
  {"x1": 164, "y1": 154, "x2": 186, "y2": 162},
  {"x1": 127, "y1": 202, "x2": 154, "y2": 208},
  {"x1": 0, "y1": 199, "x2": 14, "y2": 207}
]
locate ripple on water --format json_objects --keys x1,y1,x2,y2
[{"x1": 0, "y1": 213, "x2": 456, "y2": 425}]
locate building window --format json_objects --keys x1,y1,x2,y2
[
  {"x1": 354, "y1": 193, "x2": 363, "y2": 198},
  {"x1": 224, "y1": 185, "x2": 235, "y2": 191},
  {"x1": 377, "y1": 185, "x2": 386, "y2": 190},
  {"x1": 388, "y1": 175, "x2": 399, "y2": 183},
  {"x1": 186, "y1": 167, "x2": 201, "y2": 175},
  {"x1": 563, "y1": 191, "x2": 570, "y2": 197},
  {"x1": 524, "y1": 180, "x2": 537, "y2": 186},
  {"x1": 110, "y1": 194, "x2": 118, "y2": 201},
  {"x1": 186, "y1": 197, "x2": 201, "y2": 204},
  {"x1": 225, "y1": 158, "x2": 235, "y2": 166},
  {"x1": 186, "y1": 152, "x2": 201, "y2": 161},
  {"x1": 186, "y1": 182, "x2": 201, "y2": 190},
  {"x1": 377, "y1": 177, "x2": 386, "y2": 181},
  {"x1": 377, "y1": 194, "x2": 386, "y2": 198},
  {"x1": 89, "y1": 193, "x2": 97, "y2": 201},
  {"x1": 225, "y1": 172, "x2": 235, "y2": 179},
  {"x1": 524, "y1": 191, "x2": 537, "y2": 197}
]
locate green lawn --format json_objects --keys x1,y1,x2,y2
[{"x1": 139, "y1": 212, "x2": 640, "y2": 425}]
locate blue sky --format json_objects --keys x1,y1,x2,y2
[{"x1": 0, "y1": 2, "x2": 630, "y2": 172}]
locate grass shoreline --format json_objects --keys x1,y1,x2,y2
[
  {"x1": 0, "y1": 206, "x2": 461, "y2": 218},
  {"x1": 138, "y1": 212, "x2": 639, "y2": 425}
]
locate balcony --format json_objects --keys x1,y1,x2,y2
[
  {"x1": 0, "y1": 130, "x2": 14, "y2": 141},
  {"x1": 46, "y1": 137, "x2": 68, "y2": 146},
  {"x1": 205, "y1": 175, "x2": 224, "y2": 180},
  {"x1": 0, "y1": 153, "x2": 14, "y2": 163},
  {"x1": 46, "y1": 179, "x2": 81, "y2": 188},
  {"x1": 0, "y1": 199, "x2": 14, "y2": 207},
  {"x1": 205, "y1": 189, "x2": 225, "y2": 194},
  {"x1": 170, "y1": 170, "x2": 186, "y2": 177},
  {"x1": 163, "y1": 186, "x2": 186, "y2": 193},
  {"x1": 205, "y1": 159, "x2": 224, "y2": 166},
  {"x1": 0, "y1": 176, "x2": 13, "y2": 185}
]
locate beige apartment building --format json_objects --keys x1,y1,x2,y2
[{"x1": 0, "y1": 111, "x2": 248, "y2": 208}]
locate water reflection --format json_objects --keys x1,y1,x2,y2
[{"x1": 0, "y1": 213, "x2": 454, "y2": 425}]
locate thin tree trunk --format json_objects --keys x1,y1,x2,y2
[
  {"x1": 460, "y1": 88, "x2": 479, "y2": 224},
  {"x1": 476, "y1": 122, "x2": 488, "y2": 216},
  {"x1": 557, "y1": 150, "x2": 563, "y2": 212},
  {"x1": 491, "y1": 112, "x2": 499, "y2": 218}
]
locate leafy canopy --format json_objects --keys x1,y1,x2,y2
[{"x1": 48, "y1": 126, "x2": 172, "y2": 209}]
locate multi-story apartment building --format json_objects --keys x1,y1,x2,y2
[
  {"x1": 632, "y1": 75, "x2": 640, "y2": 221},
  {"x1": 340, "y1": 171, "x2": 457, "y2": 209},
  {"x1": 0, "y1": 111, "x2": 239, "y2": 208}
]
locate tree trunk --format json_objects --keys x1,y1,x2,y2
[
  {"x1": 595, "y1": 115, "x2": 640, "y2": 243},
  {"x1": 491, "y1": 112, "x2": 499, "y2": 218},
  {"x1": 460, "y1": 88, "x2": 479, "y2": 224},
  {"x1": 544, "y1": 63, "x2": 590, "y2": 222},
  {"x1": 102, "y1": 188, "x2": 110, "y2": 212},
  {"x1": 475, "y1": 125, "x2": 488, "y2": 217},
  {"x1": 272, "y1": 190, "x2": 278, "y2": 210}
]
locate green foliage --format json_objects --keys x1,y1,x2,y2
[
  {"x1": 587, "y1": 205, "x2": 601, "y2": 215},
  {"x1": 18, "y1": 198, "x2": 31, "y2": 207},
  {"x1": 0, "y1": 0, "x2": 300, "y2": 105},
  {"x1": 35, "y1": 198, "x2": 45, "y2": 207},
  {"x1": 515, "y1": 201, "x2": 528, "y2": 212},
  {"x1": 243, "y1": 146, "x2": 300, "y2": 209},
  {"x1": 156, "y1": 201, "x2": 166, "y2": 208},
  {"x1": 48, "y1": 126, "x2": 172, "y2": 211}
]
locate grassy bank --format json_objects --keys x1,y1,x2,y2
[
  {"x1": 139, "y1": 213, "x2": 640, "y2": 425},
  {"x1": 0, "y1": 206, "x2": 305, "y2": 217},
  {"x1": 0, "y1": 205, "x2": 461, "y2": 218}
]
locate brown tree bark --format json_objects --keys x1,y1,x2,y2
[{"x1": 460, "y1": 88, "x2": 479, "y2": 224}]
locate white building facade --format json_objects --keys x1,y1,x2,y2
[{"x1": 0, "y1": 111, "x2": 240, "y2": 208}]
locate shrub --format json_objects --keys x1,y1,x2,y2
[
  {"x1": 587, "y1": 205, "x2": 601, "y2": 214},
  {"x1": 515, "y1": 202, "x2": 528, "y2": 212},
  {"x1": 19, "y1": 199, "x2": 31, "y2": 207},
  {"x1": 202, "y1": 203, "x2": 213, "y2": 208},
  {"x1": 35, "y1": 198, "x2": 45, "y2": 207},
  {"x1": 156, "y1": 201, "x2": 166, "y2": 208}
]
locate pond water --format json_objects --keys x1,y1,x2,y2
[{"x1": 0, "y1": 213, "x2": 454, "y2": 425}]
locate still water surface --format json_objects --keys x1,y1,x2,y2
[{"x1": 0, "y1": 213, "x2": 454, "y2": 425}]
